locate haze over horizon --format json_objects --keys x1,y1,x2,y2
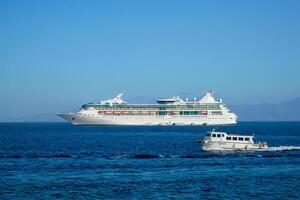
[{"x1": 1, "y1": 0, "x2": 300, "y2": 121}]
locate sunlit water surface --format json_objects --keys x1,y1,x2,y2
[{"x1": 0, "y1": 122, "x2": 300, "y2": 199}]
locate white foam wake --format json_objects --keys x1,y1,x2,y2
[{"x1": 259, "y1": 146, "x2": 300, "y2": 151}]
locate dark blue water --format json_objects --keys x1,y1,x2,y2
[{"x1": 1, "y1": 122, "x2": 300, "y2": 199}]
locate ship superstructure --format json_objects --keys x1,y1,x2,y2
[{"x1": 57, "y1": 91, "x2": 237, "y2": 125}]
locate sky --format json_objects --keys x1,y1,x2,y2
[{"x1": 0, "y1": 0, "x2": 300, "y2": 120}]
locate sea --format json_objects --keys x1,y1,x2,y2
[{"x1": 0, "y1": 122, "x2": 300, "y2": 199}]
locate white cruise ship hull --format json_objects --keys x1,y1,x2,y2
[{"x1": 57, "y1": 113, "x2": 237, "y2": 126}]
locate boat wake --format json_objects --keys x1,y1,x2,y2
[
  {"x1": 1, "y1": 147, "x2": 300, "y2": 160},
  {"x1": 258, "y1": 146, "x2": 300, "y2": 152}
]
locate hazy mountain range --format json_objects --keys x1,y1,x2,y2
[
  {"x1": 1, "y1": 96, "x2": 300, "y2": 122},
  {"x1": 231, "y1": 96, "x2": 300, "y2": 121}
]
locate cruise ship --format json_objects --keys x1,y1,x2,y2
[{"x1": 57, "y1": 91, "x2": 237, "y2": 125}]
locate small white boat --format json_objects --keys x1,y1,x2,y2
[{"x1": 196, "y1": 130, "x2": 268, "y2": 151}]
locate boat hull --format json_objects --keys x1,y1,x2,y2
[
  {"x1": 57, "y1": 113, "x2": 237, "y2": 126},
  {"x1": 200, "y1": 141, "x2": 268, "y2": 151}
]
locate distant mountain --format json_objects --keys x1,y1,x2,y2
[
  {"x1": 1, "y1": 97, "x2": 299, "y2": 122},
  {"x1": 1, "y1": 113, "x2": 64, "y2": 122},
  {"x1": 231, "y1": 96, "x2": 300, "y2": 121}
]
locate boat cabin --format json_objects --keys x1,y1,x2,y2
[{"x1": 205, "y1": 131, "x2": 254, "y2": 143}]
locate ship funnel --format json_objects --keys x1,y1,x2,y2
[
  {"x1": 101, "y1": 93, "x2": 127, "y2": 104},
  {"x1": 199, "y1": 90, "x2": 217, "y2": 103}
]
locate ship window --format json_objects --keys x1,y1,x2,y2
[
  {"x1": 212, "y1": 134, "x2": 216, "y2": 137},
  {"x1": 211, "y1": 111, "x2": 222, "y2": 115},
  {"x1": 157, "y1": 111, "x2": 167, "y2": 115},
  {"x1": 238, "y1": 137, "x2": 244, "y2": 141},
  {"x1": 191, "y1": 111, "x2": 199, "y2": 115},
  {"x1": 245, "y1": 138, "x2": 250, "y2": 141},
  {"x1": 226, "y1": 137, "x2": 231, "y2": 140},
  {"x1": 233, "y1": 137, "x2": 237, "y2": 141},
  {"x1": 183, "y1": 111, "x2": 190, "y2": 115},
  {"x1": 217, "y1": 134, "x2": 221, "y2": 137}
]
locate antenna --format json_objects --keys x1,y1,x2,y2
[{"x1": 116, "y1": 93, "x2": 123, "y2": 98}]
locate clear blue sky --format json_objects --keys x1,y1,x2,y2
[{"x1": 0, "y1": 0, "x2": 300, "y2": 120}]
